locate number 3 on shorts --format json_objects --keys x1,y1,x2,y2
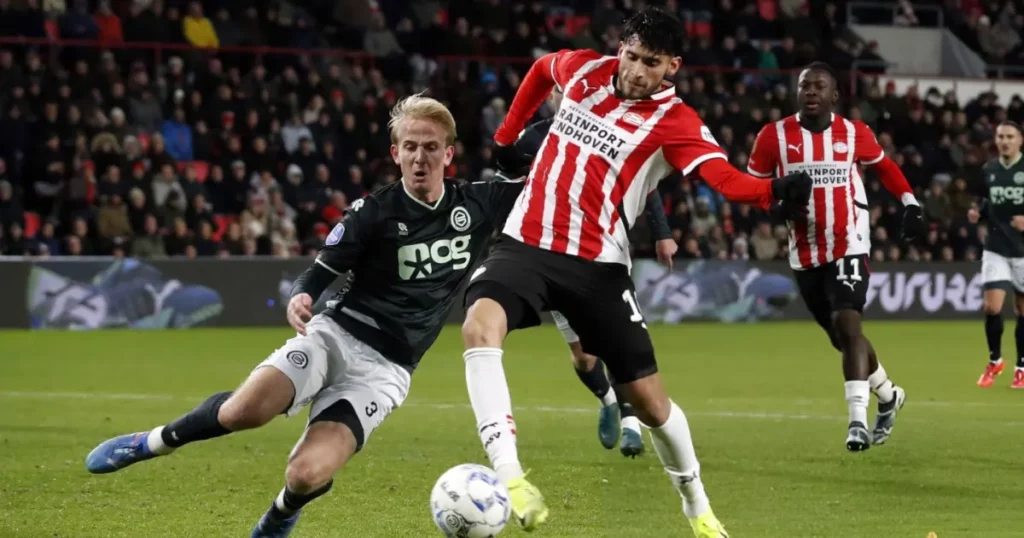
[{"x1": 621, "y1": 289, "x2": 648, "y2": 328}]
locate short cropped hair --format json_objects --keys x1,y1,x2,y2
[
  {"x1": 388, "y1": 92, "x2": 457, "y2": 145},
  {"x1": 802, "y1": 61, "x2": 839, "y2": 86}
]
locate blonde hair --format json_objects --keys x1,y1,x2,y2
[{"x1": 388, "y1": 92, "x2": 457, "y2": 145}]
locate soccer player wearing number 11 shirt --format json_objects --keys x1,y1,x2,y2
[
  {"x1": 747, "y1": 62, "x2": 926, "y2": 452},
  {"x1": 459, "y1": 7, "x2": 813, "y2": 537}
]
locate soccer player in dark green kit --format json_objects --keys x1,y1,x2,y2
[{"x1": 976, "y1": 121, "x2": 1024, "y2": 389}]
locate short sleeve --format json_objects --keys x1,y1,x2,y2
[
  {"x1": 551, "y1": 49, "x2": 604, "y2": 92},
  {"x1": 464, "y1": 179, "x2": 526, "y2": 227},
  {"x1": 748, "y1": 124, "x2": 779, "y2": 178},
  {"x1": 853, "y1": 120, "x2": 885, "y2": 165},
  {"x1": 315, "y1": 197, "x2": 377, "y2": 275},
  {"x1": 662, "y1": 106, "x2": 729, "y2": 175}
]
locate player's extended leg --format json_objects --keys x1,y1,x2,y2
[
  {"x1": 979, "y1": 287, "x2": 1007, "y2": 387},
  {"x1": 251, "y1": 421, "x2": 357, "y2": 537},
  {"x1": 617, "y1": 374, "x2": 727, "y2": 537},
  {"x1": 85, "y1": 367, "x2": 295, "y2": 474},
  {"x1": 462, "y1": 297, "x2": 548, "y2": 530},
  {"x1": 553, "y1": 310, "x2": 622, "y2": 450}
]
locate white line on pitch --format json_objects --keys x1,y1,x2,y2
[{"x1": 3, "y1": 390, "x2": 1024, "y2": 426}]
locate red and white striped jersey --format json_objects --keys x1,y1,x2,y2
[
  {"x1": 748, "y1": 113, "x2": 884, "y2": 270},
  {"x1": 499, "y1": 49, "x2": 729, "y2": 267}
]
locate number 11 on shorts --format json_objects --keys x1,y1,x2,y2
[
  {"x1": 622, "y1": 289, "x2": 648, "y2": 328},
  {"x1": 836, "y1": 257, "x2": 862, "y2": 282}
]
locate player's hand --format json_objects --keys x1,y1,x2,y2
[
  {"x1": 287, "y1": 293, "x2": 314, "y2": 336},
  {"x1": 900, "y1": 204, "x2": 925, "y2": 243},
  {"x1": 1012, "y1": 215, "x2": 1024, "y2": 231},
  {"x1": 494, "y1": 143, "x2": 532, "y2": 179},
  {"x1": 655, "y1": 239, "x2": 678, "y2": 269},
  {"x1": 770, "y1": 171, "x2": 812, "y2": 206},
  {"x1": 768, "y1": 199, "x2": 809, "y2": 222}
]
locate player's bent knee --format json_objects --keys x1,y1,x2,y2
[
  {"x1": 832, "y1": 310, "x2": 863, "y2": 349},
  {"x1": 620, "y1": 374, "x2": 671, "y2": 427},
  {"x1": 286, "y1": 456, "x2": 337, "y2": 494},
  {"x1": 462, "y1": 299, "x2": 508, "y2": 348},
  {"x1": 286, "y1": 422, "x2": 357, "y2": 493}
]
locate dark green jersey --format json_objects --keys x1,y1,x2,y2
[
  {"x1": 315, "y1": 178, "x2": 523, "y2": 372},
  {"x1": 983, "y1": 156, "x2": 1024, "y2": 257}
]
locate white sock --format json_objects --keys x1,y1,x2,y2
[
  {"x1": 621, "y1": 415, "x2": 641, "y2": 433},
  {"x1": 464, "y1": 348, "x2": 524, "y2": 483},
  {"x1": 992, "y1": 357, "x2": 1004, "y2": 365},
  {"x1": 600, "y1": 389, "x2": 617, "y2": 407},
  {"x1": 845, "y1": 380, "x2": 870, "y2": 426},
  {"x1": 146, "y1": 426, "x2": 176, "y2": 456},
  {"x1": 649, "y1": 401, "x2": 709, "y2": 519},
  {"x1": 867, "y1": 364, "x2": 895, "y2": 404},
  {"x1": 274, "y1": 488, "x2": 296, "y2": 515}
]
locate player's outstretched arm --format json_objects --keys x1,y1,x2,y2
[
  {"x1": 493, "y1": 49, "x2": 602, "y2": 147},
  {"x1": 697, "y1": 159, "x2": 811, "y2": 210},
  {"x1": 663, "y1": 109, "x2": 809, "y2": 210}
]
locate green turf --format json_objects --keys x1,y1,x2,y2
[{"x1": 0, "y1": 321, "x2": 1021, "y2": 538}]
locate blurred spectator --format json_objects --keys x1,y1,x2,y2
[
  {"x1": 183, "y1": 2, "x2": 218, "y2": 48},
  {"x1": 0, "y1": 0, "x2": 1013, "y2": 264}
]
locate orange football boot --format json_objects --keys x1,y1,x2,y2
[
  {"x1": 1011, "y1": 368, "x2": 1024, "y2": 389},
  {"x1": 978, "y1": 360, "x2": 1005, "y2": 388}
]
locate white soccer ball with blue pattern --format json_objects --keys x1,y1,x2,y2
[{"x1": 430, "y1": 463, "x2": 511, "y2": 537}]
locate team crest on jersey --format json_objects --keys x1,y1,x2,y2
[
  {"x1": 1014, "y1": 172, "x2": 1024, "y2": 185},
  {"x1": 326, "y1": 223, "x2": 345, "y2": 245},
  {"x1": 622, "y1": 112, "x2": 644, "y2": 126},
  {"x1": 450, "y1": 206, "x2": 471, "y2": 232},
  {"x1": 833, "y1": 142, "x2": 848, "y2": 153}
]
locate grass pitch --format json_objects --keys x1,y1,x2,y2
[{"x1": 0, "y1": 321, "x2": 1020, "y2": 537}]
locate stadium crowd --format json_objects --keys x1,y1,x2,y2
[{"x1": 0, "y1": 0, "x2": 1015, "y2": 263}]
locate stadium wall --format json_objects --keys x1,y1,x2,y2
[{"x1": 0, "y1": 258, "x2": 997, "y2": 329}]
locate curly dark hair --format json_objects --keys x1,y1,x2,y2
[{"x1": 621, "y1": 7, "x2": 686, "y2": 58}]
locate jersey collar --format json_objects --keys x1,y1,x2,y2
[
  {"x1": 795, "y1": 112, "x2": 836, "y2": 127},
  {"x1": 609, "y1": 74, "x2": 676, "y2": 101},
  {"x1": 401, "y1": 179, "x2": 446, "y2": 211},
  {"x1": 1000, "y1": 153, "x2": 1022, "y2": 169}
]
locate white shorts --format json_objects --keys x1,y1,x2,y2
[
  {"x1": 551, "y1": 310, "x2": 580, "y2": 344},
  {"x1": 254, "y1": 314, "x2": 411, "y2": 449},
  {"x1": 982, "y1": 250, "x2": 1024, "y2": 293}
]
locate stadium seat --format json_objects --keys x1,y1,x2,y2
[
  {"x1": 23, "y1": 212, "x2": 40, "y2": 238},
  {"x1": 212, "y1": 214, "x2": 236, "y2": 241},
  {"x1": 178, "y1": 161, "x2": 211, "y2": 182}
]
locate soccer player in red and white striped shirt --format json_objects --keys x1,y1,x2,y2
[
  {"x1": 458, "y1": 7, "x2": 812, "y2": 537},
  {"x1": 748, "y1": 62, "x2": 925, "y2": 452}
]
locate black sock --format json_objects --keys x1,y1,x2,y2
[
  {"x1": 986, "y1": 314, "x2": 1004, "y2": 363},
  {"x1": 161, "y1": 391, "x2": 233, "y2": 448},
  {"x1": 1016, "y1": 317, "x2": 1024, "y2": 368},
  {"x1": 273, "y1": 480, "x2": 334, "y2": 516},
  {"x1": 574, "y1": 359, "x2": 611, "y2": 401},
  {"x1": 613, "y1": 387, "x2": 636, "y2": 418}
]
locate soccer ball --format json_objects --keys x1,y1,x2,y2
[{"x1": 430, "y1": 463, "x2": 511, "y2": 537}]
